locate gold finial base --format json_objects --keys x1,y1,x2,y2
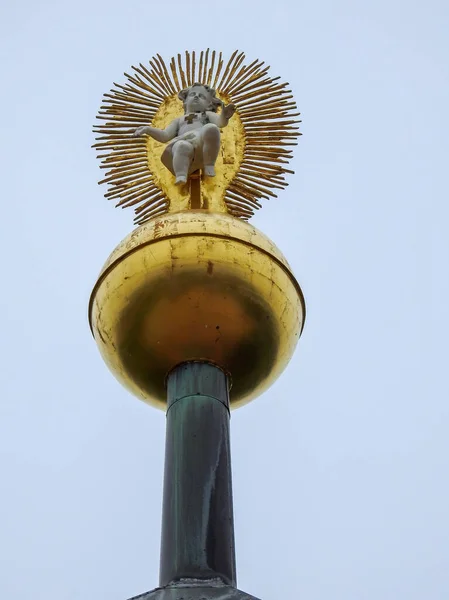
[{"x1": 89, "y1": 211, "x2": 305, "y2": 409}]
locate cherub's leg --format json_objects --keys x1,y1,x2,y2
[
  {"x1": 172, "y1": 141, "x2": 194, "y2": 185},
  {"x1": 202, "y1": 124, "x2": 220, "y2": 177}
]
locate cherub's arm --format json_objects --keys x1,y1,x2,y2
[
  {"x1": 207, "y1": 104, "x2": 236, "y2": 128},
  {"x1": 133, "y1": 118, "x2": 179, "y2": 142}
]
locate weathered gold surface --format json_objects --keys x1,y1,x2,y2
[
  {"x1": 89, "y1": 211, "x2": 305, "y2": 409},
  {"x1": 92, "y1": 49, "x2": 301, "y2": 224}
]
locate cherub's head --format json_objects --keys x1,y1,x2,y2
[{"x1": 178, "y1": 83, "x2": 223, "y2": 114}]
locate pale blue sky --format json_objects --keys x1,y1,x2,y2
[{"x1": 1, "y1": 1, "x2": 448, "y2": 598}]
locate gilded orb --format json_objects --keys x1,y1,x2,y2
[{"x1": 89, "y1": 211, "x2": 305, "y2": 409}]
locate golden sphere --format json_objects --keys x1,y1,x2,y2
[{"x1": 89, "y1": 211, "x2": 305, "y2": 409}]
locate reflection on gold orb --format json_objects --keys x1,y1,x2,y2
[{"x1": 89, "y1": 211, "x2": 305, "y2": 409}]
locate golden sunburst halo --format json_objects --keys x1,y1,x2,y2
[{"x1": 93, "y1": 49, "x2": 301, "y2": 225}]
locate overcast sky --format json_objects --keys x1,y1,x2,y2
[{"x1": 1, "y1": 1, "x2": 448, "y2": 599}]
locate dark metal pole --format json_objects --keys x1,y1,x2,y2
[{"x1": 159, "y1": 362, "x2": 236, "y2": 588}]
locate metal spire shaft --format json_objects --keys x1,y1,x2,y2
[{"x1": 160, "y1": 362, "x2": 236, "y2": 587}]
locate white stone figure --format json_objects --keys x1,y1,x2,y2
[{"x1": 134, "y1": 84, "x2": 236, "y2": 185}]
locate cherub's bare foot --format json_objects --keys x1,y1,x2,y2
[
  {"x1": 175, "y1": 174, "x2": 187, "y2": 185},
  {"x1": 204, "y1": 165, "x2": 215, "y2": 177}
]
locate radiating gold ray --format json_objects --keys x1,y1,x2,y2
[
  {"x1": 100, "y1": 151, "x2": 147, "y2": 161},
  {"x1": 106, "y1": 185, "x2": 146, "y2": 201},
  {"x1": 226, "y1": 191, "x2": 262, "y2": 208},
  {"x1": 134, "y1": 210, "x2": 167, "y2": 225},
  {"x1": 135, "y1": 64, "x2": 167, "y2": 100},
  {"x1": 100, "y1": 161, "x2": 148, "y2": 172},
  {"x1": 117, "y1": 190, "x2": 159, "y2": 209},
  {"x1": 226, "y1": 208, "x2": 254, "y2": 219},
  {"x1": 129, "y1": 69, "x2": 161, "y2": 93},
  {"x1": 148, "y1": 60, "x2": 171, "y2": 96},
  {"x1": 226, "y1": 196, "x2": 254, "y2": 209},
  {"x1": 133, "y1": 193, "x2": 166, "y2": 213},
  {"x1": 243, "y1": 160, "x2": 294, "y2": 175},
  {"x1": 185, "y1": 51, "x2": 191, "y2": 86},
  {"x1": 134, "y1": 201, "x2": 168, "y2": 220},
  {"x1": 238, "y1": 108, "x2": 293, "y2": 121},
  {"x1": 239, "y1": 172, "x2": 285, "y2": 191},
  {"x1": 97, "y1": 112, "x2": 152, "y2": 121},
  {"x1": 244, "y1": 121, "x2": 301, "y2": 129},
  {"x1": 248, "y1": 174, "x2": 285, "y2": 186},
  {"x1": 231, "y1": 182, "x2": 270, "y2": 201},
  {"x1": 198, "y1": 51, "x2": 204, "y2": 84},
  {"x1": 129, "y1": 69, "x2": 162, "y2": 98},
  {"x1": 212, "y1": 52, "x2": 223, "y2": 88},
  {"x1": 98, "y1": 149, "x2": 146, "y2": 158},
  {"x1": 191, "y1": 50, "x2": 196, "y2": 84},
  {"x1": 246, "y1": 132, "x2": 300, "y2": 139},
  {"x1": 100, "y1": 154, "x2": 147, "y2": 169},
  {"x1": 135, "y1": 210, "x2": 167, "y2": 225},
  {"x1": 230, "y1": 75, "x2": 276, "y2": 99},
  {"x1": 207, "y1": 50, "x2": 216, "y2": 86},
  {"x1": 117, "y1": 187, "x2": 161, "y2": 209},
  {"x1": 105, "y1": 91, "x2": 158, "y2": 109},
  {"x1": 92, "y1": 126, "x2": 142, "y2": 135},
  {"x1": 104, "y1": 176, "x2": 153, "y2": 192},
  {"x1": 156, "y1": 54, "x2": 177, "y2": 95},
  {"x1": 229, "y1": 65, "x2": 269, "y2": 96},
  {"x1": 170, "y1": 58, "x2": 181, "y2": 91},
  {"x1": 107, "y1": 179, "x2": 155, "y2": 200},
  {"x1": 93, "y1": 138, "x2": 145, "y2": 146},
  {"x1": 221, "y1": 52, "x2": 245, "y2": 91},
  {"x1": 225, "y1": 197, "x2": 254, "y2": 210},
  {"x1": 134, "y1": 200, "x2": 168, "y2": 221},
  {"x1": 243, "y1": 113, "x2": 301, "y2": 123},
  {"x1": 123, "y1": 195, "x2": 164, "y2": 215},
  {"x1": 233, "y1": 82, "x2": 290, "y2": 103},
  {"x1": 144, "y1": 63, "x2": 171, "y2": 101},
  {"x1": 123, "y1": 73, "x2": 166, "y2": 100},
  {"x1": 113, "y1": 175, "x2": 154, "y2": 191},
  {"x1": 127, "y1": 71, "x2": 165, "y2": 100},
  {"x1": 240, "y1": 168, "x2": 285, "y2": 184},
  {"x1": 101, "y1": 161, "x2": 144, "y2": 177},
  {"x1": 99, "y1": 104, "x2": 153, "y2": 114},
  {"x1": 226, "y1": 208, "x2": 256, "y2": 219},
  {"x1": 217, "y1": 50, "x2": 238, "y2": 90},
  {"x1": 105, "y1": 177, "x2": 152, "y2": 193},
  {"x1": 119, "y1": 196, "x2": 162, "y2": 212},
  {"x1": 145, "y1": 63, "x2": 167, "y2": 96},
  {"x1": 235, "y1": 176, "x2": 278, "y2": 197},
  {"x1": 243, "y1": 152, "x2": 290, "y2": 163},
  {"x1": 222, "y1": 58, "x2": 258, "y2": 94},
  {"x1": 228, "y1": 182, "x2": 262, "y2": 199},
  {"x1": 224, "y1": 54, "x2": 263, "y2": 95},
  {"x1": 244, "y1": 131, "x2": 299, "y2": 139},
  {"x1": 177, "y1": 54, "x2": 187, "y2": 89},
  {"x1": 225, "y1": 202, "x2": 254, "y2": 215},
  {"x1": 229, "y1": 60, "x2": 266, "y2": 90},
  {"x1": 99, "y1": 165, "x2": 146, "y2": 181},
  {"x1": 99, "y1": 103, "x2": 154, "y2": 115},
  {"x1": 100, "y1": 172, "x2": 152, "y2": 188},
  {"x1": 94, "y1": 123, "x2": 145, "y2": 131},
  {"x1": 240, "y1": 97, "x2": 295, "y2": 113},
  {"x1": 202, "y1": 49, "x2": 209, "y2": 83},
  {"x1": 238, "y1": 91, "x2": 293, "y2": 110},
  {"x1": 94, "y1": 143, "x2": 143, "y2": 152}
]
